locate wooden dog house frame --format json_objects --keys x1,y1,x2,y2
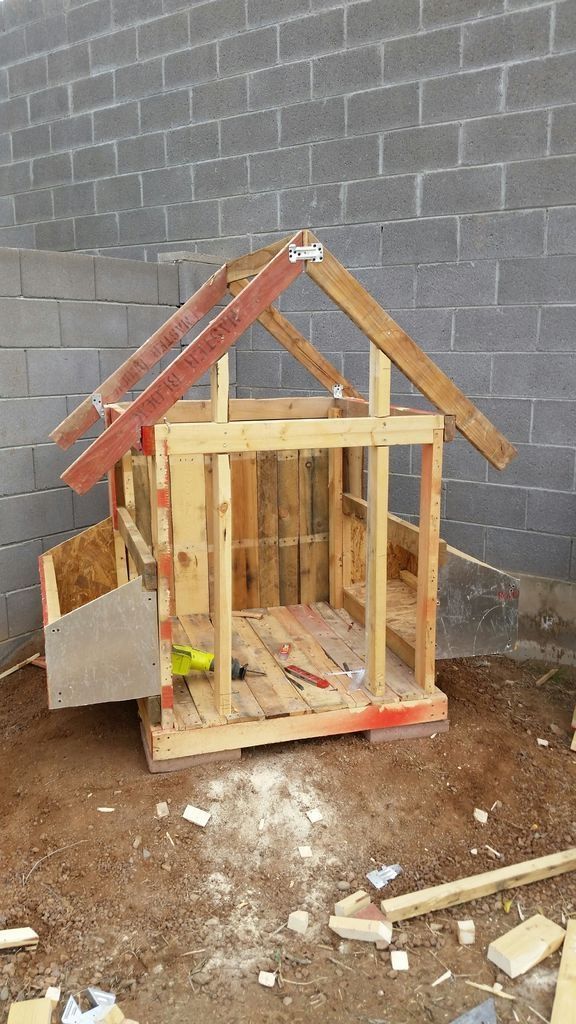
[{"x1": 39, "y1": 231, "x2": 517, "y2": 769}]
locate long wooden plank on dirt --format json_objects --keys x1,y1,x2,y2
[
  {"x1": 62, "y1": 233, "x2": 304, "y2": 495},
  {"x1": 550, "y1": 918, "x2": 576, "y2": 1024},
  {"x1": 380, "y1": 849, "x2": 576, "y2": 923},
  {"x1": 50, "y1": 266, "x2": 228, "y2": 450},
  {"x1": 306, "y1": 235, "x2": 516, "y2": 471}
]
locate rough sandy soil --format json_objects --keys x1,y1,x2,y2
[{"x1": 0, "y1": 656, "x2": 575, "y2": 1024}]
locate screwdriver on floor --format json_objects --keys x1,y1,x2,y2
[{"x1": 171, "y1": 644, "x2": 265, "y2": 680}]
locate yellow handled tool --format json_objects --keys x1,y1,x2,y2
[{"x1": 171, "y1": 644, "x2": 264, "y2": 680}]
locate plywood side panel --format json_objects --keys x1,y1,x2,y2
[{"x1": 48, "y1": 517, "x2": 117, "y2": 616}]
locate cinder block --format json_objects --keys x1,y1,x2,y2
[
  {"x1": 454, "y1": 306, "x2": 538, "y2": 352},
  {"x1": 219, "y1": 26, "x2": 277, "y2": 76},
  {"x1": 11, "y1": 123, "x2": 50, "y2": 161},
  {"x1": 441, "y1": 439, "x2": 489, "y2": 483},
  {"x1": 460, "y1": 210, "x2": 544, "y2": 260},
  {"x1": 499, "y1": 256, "x2": 576, "y2": 305},
  {"x1": 384, "y1": 26, "x2": 460, "y2": 83},
  {"x1": 365, "y1": 720, "x2": 449, "y2": 744},
  {"x1": 422, "y1": 0, "x2": 503, "y2": 28},
  {"x1": 21, "y1": 250, "x2": 95, "y2": 300},
  {"x1": 247, "y1": 0, "x2": 308, "y2": 27},
  {"x1": 280, "y1": 9, "x2": 344, "y2": 60},
  {"x1": 75, "y1": 213, "x2": 119, "y2": 249},
  {"x1": 554, "y1": 0, "x2": 576, "y2": 52},
  {"x1": 166, "y1": 123, "x2": 218, "y2": 165},
  {"x1": 249, "y1": 61, "x2": 311, "y2": 111},
  {"x1": 14, "y1": 188, "x2": 53, "y2": 225},
  {"x1": 313, "y1": 45, "x2": 382, "y2": 99},
  {"x1": 221, "y1": 110, "x2": 278, "y2": 158},
  {"x1": 0, "y1": 97, "x2": 29, "y2": 132},
  {"x1": 93, "y1": 101, "x2": 139, "y2": 142},
  {"x1": 434, "y1": 351, "x2": 492, "y2": 395},
  {"x1": 119, "y1": 207, "x2": 167, "y2": 244},
  {"x1": 492, "y1": 352, "x2": 576, "y2": 399},
  {"x1": 117, "y1": 134, "x2": 164, "y2": 175},
  {"x1": 8, "y1": 54, "x2": 48, "y2": 96},
  {"x1": 0, "y1": 489, "x2": 74, "y2": 547},
  {"x1": 348, "y1": 0, "x2": 418, "y2": 44},
  {"x1": 422, "y1": 166, "x2": 502, "y2": 216},
  {"x1": 72, "y1": 72, "x2": 114, "y2": 113},
  {"x1": 193, "y1": 74, "x2": 247, "y2": 124},
  {"x1": 141, "y1": 166, "x2": 192, "y2": 206},
  {"x1": 539, "y1": 306, "x2": 576, "y2": 352},
  {"x1": 220, "y1": 192, "x2": 278, "y2": 236},
  {"x1": 507, "y1": 53, "x2": 576, "y2": 111},
  {"x1": 67, "y1": 0, "x2": 112, "y2": 42},
  {"x1": 53, "y1": 182, "x2": 95, "y2": 219},
  {"x1": 0, "y1": 194, "x2": 13, "y2": 227},
  {"x1": 33, "y1": 439, "x2": 90, "y2": 491},
  {"x1": 381, "y1": 217, "x2": 457, "y2": 266},
  {"x1": 47, "y1": 41, "x2": 90, "y2": 85},
  {"x1": 283, "y1": 349, "x2": 340, "y2": 390},
  {"x1": 237, "y1": 351, "x2": 281, "y2": 388},
  {"x1": 311, "y1": 136, "x2": 378, "y2": 185},
  {"x1": 311, "y1": 310, "x2": 365, "y2": 353},
  {"x1": 391, "y1": 307, "x2": 453, "y2": 351},
  {"x1": 446, "y1": 480, "x2": 525, "y2": 529},
  {"x1": 0, "y1": 447, "x2": 35, "y2": 496},
  {"x1": 0, "y1": 538, "x2": 42, "y2": 593},
  {"x1": 485, "y1": 527, "x2": 571, "y2": 579},
  {"x1": 356, "y1": 264, "x2": 416, "y2": 309},
  {"x1": 94, "y1": 256, "x2": 158, "y2": 303},
  {"x1": 526, "y1": 490, "x2": 576, "y2": 536},
  {"x1": 60, "y1": 300, "x2": 127, "y2": 349},
  {"x1": 0, "y1": 26, "x2": 26, "y2": 66},
  {"x1": 166, "y1": 199, "x2": 219, "y2": 241},
  {"x1": 346, "y1": 175, "x2": 417, "y2": 224},
  {"x1": 50, "y1": 114, "x2": 92, "y2": 153},
  {"x1": 27, "y1": 348, "x2": 99, "y2": 397},
  {"x1": 6, "y1": 586, "x2": 42, "y2": 637},
  {"x1": 111, "y1": 0, "x2": 151, "y2": 26},
  {"x1": 195, "y1": 156, "x2": 248, "y2": 200},
  {"x1": 254, "y1": 312, "x2": 309, "y2": 350},
  {"x1": 95, "y1": 174, "x2": 141, "y2": 213},
  {"x1": 532, "y1": 400, "x2": 576, "y2": 446},
  {"x1": 0, "y1": 161, "x2": 32, "y2": 199},
  {"x1": 476, "y1": 397, "x2": 532, "y2": 444},
  {"x1": 32, "y1": 153, "x2": 71, "y2": 189},
  {"x1": 417, "y1": 261, "x2": 497, "y2": 308},
  {"x1": 381, "y1": 123, "x2": 458, "y2": 174},
  {"x1": 0, "y1": 225, "x2": 34, "y2": 249},
  {"x1": 422, "y1": 67, "x2": 502, "y2": 124},
  {"x1": 138, "y1": 11, "x2": 189, "y2": 58},
  {"x1": 506, "y1": 155, "x2": 576, "y2": 210},
  {"x1": 127, "y1": 304, "x2": 176, "y2": 346},
  {"x1": 73, "y1": 143, "x2": 116, "y2": 182},
  {"x1": 0, "y1": 396, "x2": 67, "y2": 447},
  {"x1": 0, "y1": 297, "x2": 60, "y2": 347},
  {"x1": 164, "y1": 42, "x2": 217, "y2": 88},
  {"x1": 72, "y1": 481, "x2": 110, "y2": 528},
  {"x1": 0, "y1": 596, "x2": 7, "y2": 643},
  {"x1": 439, "y1": 519, "x2": 486, "y2": 560},
  {"x1": 281, "y1": 96, "x2": 345, "y2": 146},
  {"x1": 90, "y1": 27, "x2": 137, "y2": 72},
  {"x1": 550, "y1": 104, "x2": 576, "y2": 156},
  {"x1": 158, "y1": 264, "x2": 179, "y2": 306},
  {"x1": 463, "y1": 8, "x2": 550, "y2": 68},
  {"x1": 462, "y1": 111, "x2": 547, "y2": 166},
  {"x1": 29, "y1": 85, "x2": 69, "y2": 124},
  {"x1": 189, "y1": 0, "x2": 246, "y2": 45},
  {"x1": 140, "y1": 89, "x2": 190, "y2": 131},
  {"x1": 0, "y1": 249, "x2": 21, "y2": 297},
  {"x1": 389, "y1": 473, "x2": 420, "y2": 517},
  {"x1": 280, "y1": 184, "x2": 342, "y2": 229},
  {"x1": 347, "y1": 82, "x2": 419, "y2": 136},
  {"x1": 37, "y1": 217, "x2": 82, "y2": 253}
]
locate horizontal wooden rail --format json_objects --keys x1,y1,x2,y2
[{"x1": 117, "y1": 506, "x2": 157, "y2": 591}]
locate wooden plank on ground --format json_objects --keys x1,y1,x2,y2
[
  {"x1": 50, "y1": 266, "x2": 228, "y2": 449},
  {"x1": 306, "y1": 235, "x2": 517, "y2": 471},
  {"x1": 116, "y1": 506, "x2": 157, "y2": 591},
  {"x1": 0, "y1": 928, "x2": 38, "y2": 952},
  {"x1": 230, "y1": 616, "x2": 308, "y2": 718},
  {"x1": 277, "y1": 451, "x2": 300, "y2": 605},
  {"x1": 257, "y1": 451, "x2": 280, "y2": 607},
  {"x1": 169, "y1": 453, "x2": 210, "y2": 615},
  {"x1": 62, "y1": 233, "x2": 304, "y2": 495},
  {"x1": 551, "y1": 918, "x2": 576, "y2": 1024},
  {"x1": 487, "y1": 914, "x2": 565, "y2": 979},
  {"x1": 381, "y1": 849, "x2": 576, "y2": 923},
  {"x1": 7, "y1": 999, "x2": 53, "y2": 1024}
]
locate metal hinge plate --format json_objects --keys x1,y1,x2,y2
[
  {"x1": 288, "y1": 242, "x2": 323, "y2": 263},
  {"x1": 91, "y1": 393, "x2": 105, "y2": 419}
]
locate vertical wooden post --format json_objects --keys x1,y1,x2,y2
[
  {"x1": 415, "y1": 427, "x2": 443, "y2": 693},
  {"x1": 211, "y1": 356, "x2": 233, "y2": 716},
  {"x1": 154, "y1": 431, "x2": 176, "y2": 730},
  {"x1": 365, "y1": 345, "x2": 391, "y2": 697},
  {"x1": 328, "y1": 408, "x2": 344, "y2": 607}
]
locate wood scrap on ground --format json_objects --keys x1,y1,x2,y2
[
  {"x1": 7, "y1": 999, "x2": 52, "y2": 1023},
  {"x1": 487, "y1": 913, "x2": 565, "y2": 978},
  {"x1": 550, "y1": 918, "x2": 576, "y2": 1023},
  {"x1": 0, "y1": 655, "x2": 41, "y2": 681},
  {"x1": 328, "y1": 915, "x2": 392, "y2": 944},
  {"x1": 535, "y1": 667, "x2": 559, "y2": 687},
  {"x1": 0, "y1": 928, "x2": 39, "y2": 952}
]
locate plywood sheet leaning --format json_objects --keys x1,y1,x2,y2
[
  {"x1": 48, "y1": 517, "x2": 117, "y2": 616},
  {"x1": 487, "y1": 913, "x2": 565, "y2": 979}
]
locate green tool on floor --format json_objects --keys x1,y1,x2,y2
[{"x1": 171, "y1": 644, "x2": 265, "y2": 681}]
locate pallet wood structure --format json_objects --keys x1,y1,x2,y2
[{"x1": 39, "y1": 231, "x2": 520, "y2": 769}]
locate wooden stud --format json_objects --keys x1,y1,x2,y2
[
  {"x1": 62, "y1": 233, "x2": 304, "y2": 495},
  {"x1": 50, "y1": 266, "x2": 228, "y2": 450},
  {"x1": 211, "y1": 354, "x2": 229, "y2": 424},
  {"x1": 415, "y1": 428, "x2": 443, "y2": 693},
  {"x1": 153, "y1": 435, "x2": 175, "y2": 730},
  {"x1": 328, "y1": 409, "x2": 344, "y2": 608},
  {"x1": 365, "y1": 345, "x2": 391, "y2": 698},
  {"x1": 39, "y1": 553, "x2": 60, "y2": 625},
  {"x1": 211, "y1": 351, "x2": 232, "y2": 716},
  {"x1": 550, "y1": 918, "x2": 576, "y2": 1024},
  {"x1": 381, "y1": 848, "x2": 576, "y2": 923},
  {"x1": 170, "y1": 454, "x2": 210, "y2": 615},
  {"x1": 305, "y1": 234, "x2": 517, "y2": 471},
  {"x1": 116, "y1": 506, "x2": 157, "y2": 590}
]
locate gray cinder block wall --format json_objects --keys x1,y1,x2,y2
[{"x1": 0, "y1": 0, "x2": 575, "y2": 605}]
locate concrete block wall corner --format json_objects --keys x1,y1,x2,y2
[{"x1": 1, "y1": 0, "x2": 576, "y2": 659}]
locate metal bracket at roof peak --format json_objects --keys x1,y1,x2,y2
[
  {"x1": 91, "y1": 393, "x2": 105, "y2": 419},
  {"x1": 288, "y1": 242, "x2": 323, "y2": 263}
]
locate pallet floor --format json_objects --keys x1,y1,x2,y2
[{"x1": 139, "y1": 602, "x2": 448, "y2": 763}]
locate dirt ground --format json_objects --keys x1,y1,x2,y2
[{"x1": 0, "y1": 656, "x2": 575, "y2": 1024}]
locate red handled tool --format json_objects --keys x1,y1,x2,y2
[{"x1": 285, "y1": 664, "x2": 331, "y2": 689}]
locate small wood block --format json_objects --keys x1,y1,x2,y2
[
  {"x1": 457, "y1": 919, "x2": 476, "y2": 946},
  {"x1": 7, "y1": 999, "x2": 53, "y2": 1024},
  {"x1": 99, "y1": 1007, "x2": 125, "y2": 1024},
  {"x1": 156, "y1": 801, "x2": 169, "y2": 818},
  {"x1": 364, "y1": 719, "x2": 449, "y2": 744},
  {"x1": 298, "y1": 845, "x2": 312, "y2": 859},
  {"x1": 182, "y1": 804, "x2": 211, "y2": 827},
  {"x1": 0, "y1": 928, "x2": 39, "y2": 951},
  {"x1": 334, "y1": 890, "x2": 371, "y2": 917},
  {"x1": 329, "y1": 915, "x2": 393, "y2": 944},
  {"x1": 390, "y1": 950, "x2": 409, "y2": 971},
  {"x1": 287, "y1": 910, "x2": 309, "y2": 934},
  {"x1": 487, "y1": 914, "x2": 565, "y2": 979},
  {"x1": 44, "y1": 987, "x2": 60, "y2": 1007},
  {"x1": 473, "y1": 808, "x2": 488, "y2": 824},
  {"x1": 258, "y1": 970, "x2": 276, "y2": 988}
]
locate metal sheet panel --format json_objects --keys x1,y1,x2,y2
[
  {"x1": 45, "y1": 577, "x2": 160, "y2": 708},
  {"x1": 436, "y1": 550, "x2": 519, "y2": 660}
]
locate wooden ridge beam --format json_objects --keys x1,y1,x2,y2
[
  {"x1": 228, "y1": 278, "x2": 362, "y2": 399},
  {"x1": 116, "y1": 506, "x2": 157, "y2": 590},
  {"x1": 226, "y1": 235, "x2": 294, "y2": 282},
  {"x1": 50, "y1": 266, "x2": 228, "y2": 450},
  {"x1": 61, "y1": 233, "x2": 304, "y2": 495},
  {"x1": 306, "y1": 234, "x2": 517, "y2": 471}
]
